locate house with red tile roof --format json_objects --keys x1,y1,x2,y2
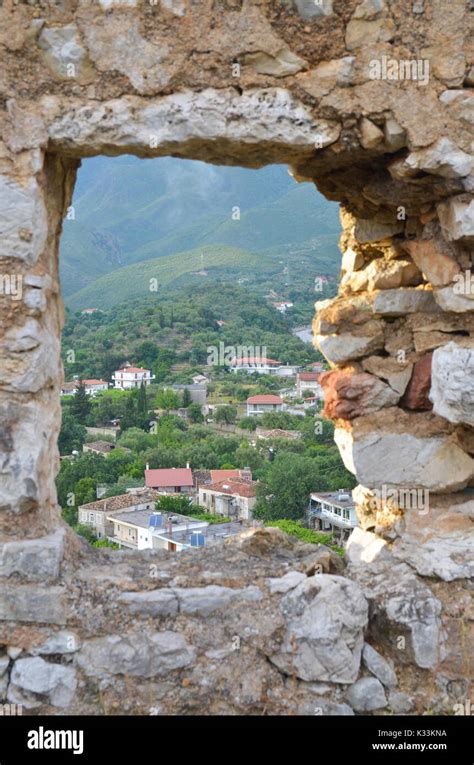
[
  {"x1": 246, "y1": 394, "x2": 284, "y2": 416},
  {"x1": 296, "y1": 372, "x2": 323, "y2": 399},
  {"x1": 112, "y1": 362, "x2": 155, "y2": 389},
  {"x1": 144, "y1": 467, "x2": 194, "y2": 494},
  {"x1": 198, "y1": 478, "x2": 258, "y2": 520}
]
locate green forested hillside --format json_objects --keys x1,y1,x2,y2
[{"x1": 60, "y1": 156, "x2": 341, "y2": 305}]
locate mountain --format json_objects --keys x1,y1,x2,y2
[
  {"x1": 66, "y1": 245, "x2": 279, "y2": 312},
  {"x1": 60, "y1": 156, "x2": 341, "y2": 306}
]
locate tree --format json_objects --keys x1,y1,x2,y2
[
  {"x1": 137, "y1": 382, "x2": 148, "y2": 415},
  {"x1": 58, "y1": 413, "x2": 87, "y2": 456},
  {"x1": 215, "y1": 405, "x2": 237, "y2": 424},
  {"x1": 182, "y1": 388, "x2": 192, "y2": 408},
  {"x1": 71, "y1": 380, "x2": 92, "y2": 424},
  {"x1": 155, "y1": 388, "x2": 181, "y2": 411},
  {"x1": 254, "y1": 452, "x2": 321, "y2": 521},
  {"x1": 187, "y1": 403, "x2": 204, "y2": 423},
  {"x1": 155, "y1": 495, "x2": 193, "y2": 514}
]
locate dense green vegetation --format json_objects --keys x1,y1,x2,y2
[{"x1": 61, "y1": 282, "x2": 329, "y2": 382}]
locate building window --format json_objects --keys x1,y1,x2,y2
[{"x1": 89, "y1": 513, "x2": 94, "y2": 522}]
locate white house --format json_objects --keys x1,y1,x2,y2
[
  {"x1": 60, "y1": 379, "x2": 108, "y2": 397},
  {"x1": 246, "y1": 394, "x2": 284, "y2": 416},
  {"x1": 229, "y1": 357, "x2": 299, "y2": 377},
  {"x1": 112, "y1": 363, "x2": 155, "y2": 389},
  {"x1": 296, "y1": 372, "x2": 323, "y2": 399},
  {"x1": 271, "y1": 300, "x2": 293, "y2": 314},
  {"x1": 308, "y1": 490, "x2": 358, "y2": 543}
]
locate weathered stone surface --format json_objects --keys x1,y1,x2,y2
[
  {"x1": 405, "y1": 239, "x2": 461, "y2": 286},
  {"x1": 267, "y1": 571, "x2": 306, "y2": 594},
  {"x1": 292, "y1": 0, "x2": 333, "y2": 20},
  {"x1": 361, "y1": 356, "x2": 413, "y2": 396},
  {"x1": 297, "y1": 57, "x2": 354, "y2": 98},
  {"x1": 0, "y1": 175, "x2": 48, "y2": 265},
  {"x1": 8, "y1": 657, "x2": 76, "y2": 708},
  {"x1": 335, "y1": 410, "x2": 474, "y2": 492},
  {"x1": 372, "y1": 288, "x2": 439, "y2": 316},
  {"x1": 349, "y1": 561, "x2": 446, "y2": 669},
  {"x1": 388, "y1": 690, "x2": 414, "y2": 713},
  {"x1": 400, "y1": 353, "x2": 433, "y2": 411},
  {"x1": 317, "y1": 328, "x2": 385, "y2": 364},
  {"x1": 359, "y1": 118, "x2": 384, "y2": 150},
  {"x1": 269, "y1": 575, "x2": 368, "y2": 684},
  {"x1": 390, "y1": 138, "x2": 473, "y2": 180},
  {"x1": 353, "y1": 218, "x2": 404, "y2": 244},
  {"x1": 0, "y1": 529, "x2": 65, "y2": 581},
  {"x1": 362, "y1": 643, "x2": 397, "y2": 689},
  {"x1": 320, "y1": 369, "x2": 399, "y2": 419},
  {"x1": 437, "y1": 195, "x2": 474, "y2": 242},
  {"x1": 0, "y1": 586, "x2": 66, "y2": 625},
  {"x1": 30, "y1": 632, "x2": 80, "y2": 656},
  {"x1": 37, "y1": 24, "x2": 94, "y2": 83},
  {"x1": 244, "y1": 49, "x2": 306, "y2": 78},
  {"x1": 430, "y1": 342, "x2": 474, "y2": 426},
  {"x1": 76, "y1": 632, "x2": 196, "y2": 678},
  {"x1": 345, "y1": 527, "x2": 392, "y2": 565},
  {"x1": 177, "y1": 585, "x2": 263, "y2": 615},
  {"x1": 119, "y1": 589, "x2": 179, "y2": 617},
  {"x1": 345, "y1": 677, "x2": 387, "y2": 712},
  {"x1": 434, "y1": 284, "x2": 474, "y2": 313},
  {"x1": 346, "y1": 17, "x2": 395, "y2": 50}
]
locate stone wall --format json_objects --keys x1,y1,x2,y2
[{"x1": 0, "y1": 0, "x2": 472, "y2": 714}]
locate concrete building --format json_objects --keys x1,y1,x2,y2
[
  {"x1": 60, "y1": 379, "x2": 108, "y2": 397},
  {"x1": 107, "y1": 510, "x2": 245, "y2": 552},
  {"x1": 246, "y1": 394, "x2": 284, "y2": 416},
  {"x1": 82, "y1": 441, "x2": 130, "y2": 457},
  {"x1": 78, "y1": 491, "x2": 158, "y2": 539},
  {"x1": 198, "y1": 479, "x2": 258, "y2": 521},
  {"x1": 169, "y1": 383, "x2": 207, "y2": 405},
  {"x1": 112, "y1": 363, "x2": 155, "y2": 389},
  {"x1": 230, "y1": 357, "x2": 298, "y2": 377},
  {"x1": 296, "y1": 372, "x2": 323, "y2": 399},
  {"x1": 308, "y1": 490, "x2": 358, "y2": 543}
]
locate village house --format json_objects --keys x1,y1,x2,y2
[
  {"x1": 198, "y1": 479, "x2": 258, "y2": 520},
  {"x1": 246, "y1": 394, "x2": 284, "y2": 416},
  {"x1": 107, "y1": 510, "x2": 245, "y2": 552},
  {"x1": 271, "y1": 300, "x2": 294, "y2": 314},
  {"x1": 60, "y1": 379, "x2": 108, "y2": 397},
  {"x1": 307, "y1": 490, "x2": 358, "y2": 543},
  {"x1": 296, "y1": 372, "x2": 323, "y2": 399},
  {"x1": 112, "y1": 362, "x2": 155, "y2": 389},
  {"x1": 144, "y1": 466, "x2": 194, "y2": 494},
  {"x1": 256, "y1": 428, "x2": 302, "y2": 442},
  {"x1": 82, "y1": 441, "x2": 131, "y2": 457},
  {"x1": 78, "y1": 491, "x2": 158, "y2": 539},
  {"x1": 229, "y1": 357, "x2": 298, "y2": 377}
]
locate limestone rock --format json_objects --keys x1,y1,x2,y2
[
  {"x1": 341, "y1": 246, "x2": 364, "y2": 273},
  {"x1": 335, "y1": 410, "x2": 474, "y2": 492},
  {"x1": 346, "y1": 677, "x2": 387, "y2": 712},
  {"x1": 353, "y1": 0, "x2": 386, "y2": 20},
  {"x1": 405, "y1": 239, "x2": 460, "y2": 286},
  {"x1": 292, "y1": 0, "x2": 333, "y2": 20},
  {"x1": 372, "y1": 287, "x2": 439, "y2": 316},
  {"x1": 362, "y1": 356, "x2": 413, "y2": 396},
  {"x1": 400, "y1": 353, "x2": 433, "y2": 411},
  {"x1": 0, "y1": 529, "x2": 65, "y2": 581},
  {"x1": 37, "y1": 24, "x2": 94, "y2": 83},
  {"x1": 388, "y1": 691, "x2": 414, "y2": 713},
  {"x1": 353, "y1": 218, "x2": 404, "y2": 243},
  {"x1": 244, "y1": 49, "x2": 306, "y2": 78},
  {"x1": 76, "y1": 632, "x2": 196, "y2": 678},
  {"x1": 390, "y1": 138, "x2": 473, "y2": 180},
  {"x1": 362, "y1": 643, "x2": 397, "y2": 688},
  {"x1": 345, "y1": 527, "x2": 392, "y2": 565},
  {"x1": 437, "y1": 194, "x2": 474, "y2": 242},
  {"x1": 8, "y1": 657, "x2": 77, "y2": 708},
  {"x1": 359, "y1": 118, "x2": 384, "y2": 150},
  {"x1": 349, "y1": 561, "x2": 446, "y2": 669},
  {"x1": 434, "y1": 284, "x2": 474, "y2": 313},
  {"x1": 320, "y1": 369, "x2": 399, "y2": 419},
  {"x1": 269, "y1": 575, "x2": 368, "y2": 684},
  {"x1": 430, "y1": 342, "x2": 474, "y2": 426},
  {"x1": 384, "y1": 117, "x2": 406, "y2": 152},
  {"x1": 119, "y1": 589, "x2": 179, "y2": 617},
  {"x1": 297, "y1": 57, "x2": 354, "y2": 98},
  {"x1": 317, "y1": 327, "x2": 385, "y2": 364},
  {"x1": 31, "y1": 632, "x2": 80, "y2": 656},
  {"x1": 0, "y1": 175, "x2": 48, "y2": 265},
  {"x1": 267, "y1": 571, "x2": 306, "y2": 594},
  {"x1": 177, "y1": 585, "x2": 263, "y2": 615},
  {"x1": 0, "y1": 586, "x2": 66, "y2": 625}
]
